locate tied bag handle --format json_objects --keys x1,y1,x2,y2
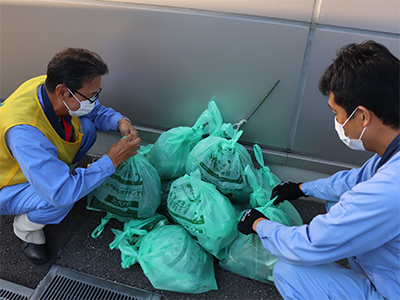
[
  {"x1": 109, "y1": 215, "x2": 165, "y2": 250},
  {"x1": 189, "y1": 169, "x2": 204, "y2": 197},
  {"x1": 199, "y1": 101, "x2": 224, "y2": 136},
  {"x1": 91, "y1": 213, "x2": 122, "y2": 238},
  {"x1": 118, "y1": 244, "x2": 140, "y2": 268},
  {"x1": 115, "y1": 220, "x2": 167, "y2": 269},
  {"x1": 165, "y1": 100, "x2": 224, "y2": 145},
  {"x1": 218, "y1": 128, "x2": 244, "y2": 153},
  {"x1": 253, "y1": 144, "x2": 280, "y2": 187},
  {"x1": 244, "y1": 165, "x2": 270, "y2": 207}
]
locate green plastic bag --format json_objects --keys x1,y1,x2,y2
[
  {"x1": 185, "y1": 129, "x2": 255, "y2": 202},
  {"x1": 87, "y1": 153, "x2": 161, "y2": 219},
  {"x1": 167, "y1": 170, "x2": 238, "y2": 259},
  {"x1": 253, "y1": 144, "x2": 281, "y2": 197},
  {"x1": 219, "y1": 233, "x2": 277, "y2": 285},
  {"x1": 244, "y1": 156, "x2": 302, "y2": 225},
  {"x1": 220, "y1": 198, "x2": 302, "y2": 284},
  {"x1": 116, "y1": 224, "x2": 218, "y2": 293},
  {"x1": 244, "y1": 162, "x2": 281, "y2": 208},
  {"x1": 146, "y1": 101, "x2": 223, "y2": 180}
]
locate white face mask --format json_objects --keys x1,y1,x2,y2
[
  {"x1": 334, "y1": 107, "x2": 367, "y2": 151},
  {"x1": 63, "y1": 87, "x2": 95, "y2": 117}
]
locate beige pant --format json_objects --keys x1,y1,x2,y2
[{"x1": 13, "y1": 214, "x2": 46, "y2": 244}]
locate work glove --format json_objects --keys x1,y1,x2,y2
[
  {"x1": 237, "y1": 208, "x2": 267, "y2": 235},
  {"x1": 271, "y1": 181, "x2": 307, "y2": 205}
]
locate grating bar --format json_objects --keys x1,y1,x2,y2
[
  {"x1": 30, "y1": 265, "x2": 161, "y2": 300},
  {"x1": 37, "y1": 275, "x2": 143, "y2": 300},
  {"x1": 0, "y1": 279, "x2": 34, "y2": 300},
  {"x1": 0, "y1": 290, "x2": 28, "y2": 300}
]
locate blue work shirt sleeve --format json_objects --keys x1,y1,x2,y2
[
  {"x1": 85, "y1": 100, "x2": 124, "y2": 132},
  {"x1": 256, "y1": 155, "x2": 399, "y2": 266},
  {"x1": 5, "y1": 125, "x2": 115, "y2": 208},
  {"x1": 302, "y1": 154, "x2": 380, "y2": 202}
]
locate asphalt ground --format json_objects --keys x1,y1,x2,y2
[{"x1": 0, "y1": 156, "x2": 328, "y2": 300}]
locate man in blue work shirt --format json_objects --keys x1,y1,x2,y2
[
  {"x1": 0, "y1": 48, "x2": 141, "y2": 264},
  {"x1": 238, "y1": 40, "x2": 400, "y2": 299}
]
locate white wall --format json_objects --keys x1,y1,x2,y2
[{"x1": 1, "y1": 0, "x2": 399, "y2": 174}]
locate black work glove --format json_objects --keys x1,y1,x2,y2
[
  {"x1": 271, "y1": 181, "x2": 307, "y2": 205},
  {"x1": 237, "y1": 208, "x2": 267, "y2": 235}
]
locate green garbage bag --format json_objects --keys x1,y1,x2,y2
[
  {"x1": 244, "y1": 159, "x2": 302, "y2": 225},
  {"x1": 146, "y1": 101, "x2": 223, "y2": 180},
  {"x1": 220, "y1": 198, "x2": 303, "y2": 284},
  {"x1": 244, "y1": 162, "x2": 281, "y2": 208},
  {"x1": 87, "y1": 153, "x2": 161, "y2": 219},
  {"x1": 219, "y1": 233, "x2": 277, "y2": 285},
  {"x1": 116, "y1": 224, "x2": 218, "y2": 293},
  {"x1": 167, "y1": 170, "x2": 238, "y2": 259},
  {"x1": 185, "y1": 128, "x2": 255, "y2": 202},
  {"x1": 253, "y1": 144, "x2": 281, "y2": 197}
]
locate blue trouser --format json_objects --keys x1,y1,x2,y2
[
  {"x1": 273, "y1": 259, "x2": 384, "y2": 300},
  {"x1": 272, "y1": 200, "x2": 384, "y2": 300},
  {"x1": 1, "y1": 117, "x2": 97, "y2": 225}
]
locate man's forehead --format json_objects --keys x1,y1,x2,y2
[
  {"x1": 327, "y1": 92, "x2": 335, "y2": 107},
  {"x1": 81, "y1": 76, "x2": 101, "y2": 93}
]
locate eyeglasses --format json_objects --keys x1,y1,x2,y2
[{"x1": 64, "y1": 84, "x2": 102, "y2": 103}]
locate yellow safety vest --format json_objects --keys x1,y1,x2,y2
[{"x1": 0, "y1": 75, "x2": 83, "y2": 188}]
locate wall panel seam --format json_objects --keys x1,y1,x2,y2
[{"x1": 285, "y1": 0, "x2": 322, "y2": 151}]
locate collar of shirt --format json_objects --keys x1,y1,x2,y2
[
  {"x1": 375, "y1": 133, "x2": 400, "y2": 172},
  {"x1": 38, "y1": 84, "x2": 73, "y2": 140}
]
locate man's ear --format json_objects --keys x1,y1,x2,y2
[
  {"x1": 55, "y1": 84, "x2": 68, "y2": 102},
  {"x1": 358, "y1": 105, "x2": 372, "y2": 127}
]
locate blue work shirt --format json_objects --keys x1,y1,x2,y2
[
  {"x1": 257, "y1": 143, "x2": 400, "y2": 299},
  {"x1": 0, "y1": 86, "x2": 122, "y2": 212}
]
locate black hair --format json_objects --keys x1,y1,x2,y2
[
  {"x1": 319, "y1": 40, "x2": 399, "y2": 129},
  {"x1": 45, "y1": 48, "x2": 109, "y2": 93}
]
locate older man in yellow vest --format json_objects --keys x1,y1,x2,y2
[{"x1": 0, "y1": 48, "x2": 141, "y2": 264}]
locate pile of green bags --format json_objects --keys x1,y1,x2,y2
[{"x1": 87, "y1": 101, "x2": 303, "y2": 294}]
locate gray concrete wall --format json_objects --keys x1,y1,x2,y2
[{"x1": 1, "y1": 0, "x2": 399, "y2": 176}]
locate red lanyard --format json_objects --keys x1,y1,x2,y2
[{"x1": 61, "y1": 117, "x2": 72, "y2": 142}]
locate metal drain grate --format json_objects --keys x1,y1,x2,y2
[
  {"x1": 0, "y1": 290, "x2": 29, "y2": 300},
  {"x1": 30, "y1": 265, "x2": 161, "y2": 300},
  {"x1": 0, "y1": 279, "x2": 34, "y2": 300}
]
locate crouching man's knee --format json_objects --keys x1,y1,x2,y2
[
  {"x1": 273, "y1": 260, "x2": 308, "y2": 300},
  {"x1": 273, "y1": 259, "x2": 293, "y2": 288}
]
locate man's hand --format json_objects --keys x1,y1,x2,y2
[
  {"x1": 271, "y1": 181, "x2": 306, "y2": 205},
  {"x1": 117, "y1": 118, "x2": 139, "y2": 139},
  {"x1": 237, "y1": 208, "x2": 268, "y2": 235},
  {"x1": 106, "y1": 133, "x2": 141, "y2": 167}
]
